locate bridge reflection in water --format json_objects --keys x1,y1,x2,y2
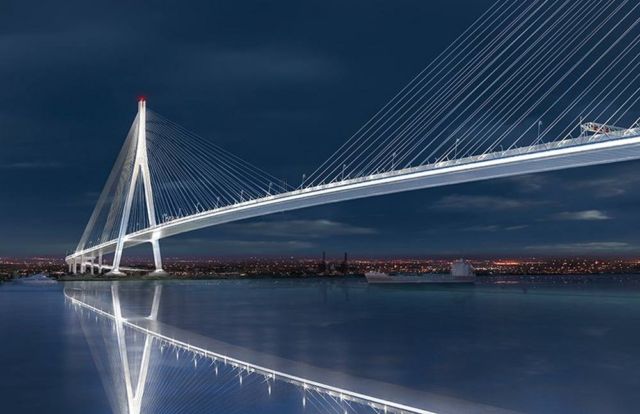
[{"x1": 66, "y1": 283, "x2": 439, "y2": 414}]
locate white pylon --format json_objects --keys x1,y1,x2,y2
[{"x1": 108, "y1": 99, "x2": 165, "y2": 276}]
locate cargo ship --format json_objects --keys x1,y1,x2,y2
[
  {"x1": 13, "y1": 273, "x2": 57, "y2": 285},
  {"x1": 365, "y1": 259, "x2": 476, "y2": 284}
]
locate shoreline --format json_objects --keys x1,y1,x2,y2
[{"x1": 54, "y1": 273, "x2": 640, "y2": 286}]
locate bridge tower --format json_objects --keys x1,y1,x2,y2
[{"x1": 107, "y1": 99, "x2": 166, "y2": 276}]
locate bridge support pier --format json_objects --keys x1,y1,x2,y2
[
  {"x1": 90, "y1": 258, "x2": 94, "y2": 275},
  {"x1": 149, "y1": 240, "x2": 167, "y2": 276},
  {"x1": 108, "y1": 240, "x2": 126, "y2": 276},
  {"x1": 80, "y1": 255, "x2": 86, "y2": 274}
]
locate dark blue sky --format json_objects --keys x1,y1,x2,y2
[{"x1": 1, "y1": 0, "x2": 639, "y2": 259}]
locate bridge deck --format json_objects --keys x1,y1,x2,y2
[{"x1": 68, "y1": 129, "x2": 640, "y2": 262}]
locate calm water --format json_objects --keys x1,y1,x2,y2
[{"x1": 1, "y1": 278, "x2": 639, "y2": 413}]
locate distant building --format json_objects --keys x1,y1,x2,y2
[
  {"x1": 341, "y1": 252, "x2": 348, "y2": 274},
  {"x1": 318, "y1": 251, "x2": 327, "y2": 274}
]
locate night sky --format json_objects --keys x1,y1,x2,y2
[{"x1": 1, "y1": 0, "x2": 639, "y2": 259}]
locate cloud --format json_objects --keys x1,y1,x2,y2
[
  {"x1": 1, "y1": 161, "x2": 63, "y2": 169},
  {"x1": 508, "y1": 175, "x2": 547, "y2": 193},
  {"x1": 462, "y1": 224, "x2": 528, "y2": 232},
  {"x1": 462, "y1": 225, "x2": 500, "y2": 232},
  {"x1": 571, "y1": 172, "x2": 640, "y2": 198},
  {"x1": 163, "y1": 237, "x2": 315, "y2": 254},
  {"x1": 526, "y1": 242, "x2": 634, "y2": 253},
  {"x1": 202, "y1": 48, "x2": 341, "y2": 83},
  {"x1": 167, "y1": 46, "x2": 343, "y2": 94},
  {"x1": 573, "y1": 177, "x2": 627, "y2": 198},
  {"x1": 220, "y1": 219, "x2": 377, "y2": 239},
  {"x1": 551, "y1": 210, "x2": 610, "y2": 221},
  {"x1": 58, "y1": 191, "x2": 101, "y2": 207},
  {"x1": 432, "y1": 194, "x2": 529, "y2": 210}
]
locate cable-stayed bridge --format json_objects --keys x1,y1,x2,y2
[{"x1": 67, "y1": 0, "x2": 640, "y2": 274}]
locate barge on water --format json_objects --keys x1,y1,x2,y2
[{"x1": 365, "y1": 259, "x2": 476, "y2": 285}]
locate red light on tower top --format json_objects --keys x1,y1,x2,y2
[{"x1": 138, "y1": 95, "x2": 146, "y2": 103}]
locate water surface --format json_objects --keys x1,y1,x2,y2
[{"x1": 1, "y1": 278, "x2": 639, "y2": 413}]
